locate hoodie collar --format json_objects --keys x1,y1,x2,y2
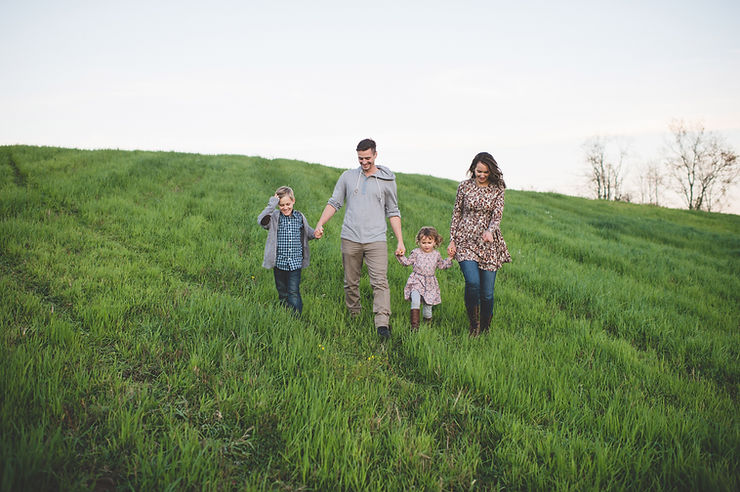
[{"x1": 357, "y1": 165, "x2": 395, "y2": 181}]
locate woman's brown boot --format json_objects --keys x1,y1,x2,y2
[
  {"x1": 466, "y1": 304, "x2": 480, "y2": 337},
  {"x1": 480, "y1": 314, "x2": 492, "y2": 334},
  {"x1": 410, "y1": 308, "x2": 420, "y2": 331}
]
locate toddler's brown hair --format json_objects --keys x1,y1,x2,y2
[{"x1": 415, "y1": 226, "x2": 443, "y2": 247}]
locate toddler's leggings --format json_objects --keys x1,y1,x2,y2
[{"x1": 410, "y1": 290, "x2": 433, "y2": 319}]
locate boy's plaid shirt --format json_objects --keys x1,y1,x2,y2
[{"x1": 275, "y1": 211, "x2": 303, "y2": 271}]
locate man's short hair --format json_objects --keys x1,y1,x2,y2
[{"x1": 356, "y1": 139, "x2": 376, "y2": 152}]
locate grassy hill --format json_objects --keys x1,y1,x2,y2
[{"x1": 1, "y1": 145, "x2": 738, "y2": 490}]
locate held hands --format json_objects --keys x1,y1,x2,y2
[
  {"x1": 314, "y1": 224, "x2": 324, "y2": 239},
  {"x1": 482, "y1": 230, "x2": 494, "y2": 243},
  {"x1": 395, "y1": 242, "x2": 406, "y2": 257}
]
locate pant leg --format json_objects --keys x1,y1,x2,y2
[
  {"x1": 459, "y1": 260, "x2": 481, "y2": 309},
  {"x1": 341, "y1": 239, "x2": 364, "y2": 314},
  {"x1": 273, "y1": 268, "x2": 289, "y2": 306},
  {"x1": 364, "y1": 241, "x2": 390, "y2": 327},
  {"x1": 422, "y1": 302, "x2": 433, "y2": 319},
  {"x1": 410, "y1": 290, "x2": 421, "y2": 309},
  {"x1": 479, "y1": 269, "x2": 497, "y2": 320},
  {"x1": 285, "y1": 268, "x2": 303, "y2": 314}
]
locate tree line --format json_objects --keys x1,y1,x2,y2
[{"x1": 584, "y1": 120, "x2": 738, "y2": 212}]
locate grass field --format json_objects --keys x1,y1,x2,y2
[{"x1": 1, "y1": 145, "x2": 738, "y2": 490}]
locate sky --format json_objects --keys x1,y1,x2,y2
[{"x1": 2, "y1": 0, "x2": 739, "y2": 212}]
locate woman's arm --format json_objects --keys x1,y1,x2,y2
[
  {"x1": 483, "y1": 188, "x2": 505, "y2": 242},
  {"x1": 449, "y1": 183, "x2": 465, "y2": 239},
  {"x1": 448, "y1": 183, "x2": 465, "y2": 256}
]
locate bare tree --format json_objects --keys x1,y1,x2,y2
[
  {"x1": 665, "y1": 120, "x2": 739, "y2": 211},
  {"x1": 637, "y1": 160, "x2": 664, "y2": 206},
  {"x1": 583, "y1": 136, "x2": 628, "y2": 201}
]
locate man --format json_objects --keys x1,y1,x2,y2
[{"x1": 315, "y1": 138, "x2": 405, "y2": 339}]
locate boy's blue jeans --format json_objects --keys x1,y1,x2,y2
[
  {"x1": 273, "y1": 267, "x2": 302, "y2": 314},
  {"x1": 458, "y1": 260, "x2": 497, "y2": 319}
]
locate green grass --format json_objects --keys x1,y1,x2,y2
[{"x1": 1, "y1": 145, "x2": 738, "y2": 491}]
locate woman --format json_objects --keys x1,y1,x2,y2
[{"x1": 448, "y1": 152, "x2": 511, "y2": 336}]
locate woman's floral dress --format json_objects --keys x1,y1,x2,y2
[
  {"x1": 396, "y1": 249, "x2": 452, "y2": 305},
  {"x1": 450, "y1": 179, "x2": 511, "y2": 271}
]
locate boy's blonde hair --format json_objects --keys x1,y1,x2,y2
[
  {"x1": 275, "y1": 186, "x2": 295, "y2": 201},
  {"x1": 415, "y1": 226, "x2": 443, "y2": 247}
]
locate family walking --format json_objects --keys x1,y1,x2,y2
[{"x1": 258, "y1": 139, "x2": 510, "y2": 338}]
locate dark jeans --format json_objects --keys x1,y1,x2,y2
[
  {"x1": 459, "y1": 260, "x2": 497, "y2": 319},
  {"x1": 273, "y1": 268, "x2": 302, "y2": 314}
]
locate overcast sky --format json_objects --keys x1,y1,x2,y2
[{"x1": 2, "y1": 0, "x2": 739, "y2": 212}]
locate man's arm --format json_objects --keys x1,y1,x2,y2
[
  {"x1": 315, "y1": 173, "x2": 348, "y2": 239},
  {"x1": 314, "y1": 204, "x2": 337, "y2": 239},
  {"x1": 389, "y1": 215, "x2": 405, "y2": 256}
]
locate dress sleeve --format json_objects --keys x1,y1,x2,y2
[
  {"x1": 449, "y1": 182, "x2": 465, "y2": 241},
  {"x1": 396, "y1": 249, "x2": 415, "y2": 266},
  {"x1": 487, "y1": 188, "x2": 505, "y2": 232},
  {"x1": 437, "y1": 251, "x2": 453, "y2": 270}
]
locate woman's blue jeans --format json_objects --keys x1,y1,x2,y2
[
  {"x1": 458, "y1": 260, "x2": 496, "y2": 319},
  {"x1": 273, "y1": 267, "x2": 302, "y2": 314}
]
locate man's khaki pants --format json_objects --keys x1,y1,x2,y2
[{"x1": 341, "y1": 239, "x2": 390, "y2": 327}]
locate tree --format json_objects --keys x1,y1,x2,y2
[
  {"x1": 583, "y1": 136, "x2": 627, "y2": 201},
  {"x1": 665, "y1": 120, "x2": 739, "y2": 212},
  {"x1": 637, "y1": 160, "x2": 664, "y2": 206}
]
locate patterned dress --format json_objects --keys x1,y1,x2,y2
[
  {"x1": 396, "y1": 249, "x2": 453, "y2": 305},
  {"x1": 450, "y1": 179, "x2": 511, "y2": 271}
]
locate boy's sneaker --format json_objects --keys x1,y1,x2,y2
[{"x1": 377, "y1": 326, "x2": 391, "y2": 339}]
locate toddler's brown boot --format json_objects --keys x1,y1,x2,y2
[{"x1": 410, "y1": 309, "x2": 420, "y2": 331}]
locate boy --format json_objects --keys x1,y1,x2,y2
[{"x1": 258, "y1": 186, "x2": 316, "y2": 315}]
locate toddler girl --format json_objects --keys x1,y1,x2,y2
[{"x1": 396, "y1": 226, "x2": 453, "y2": 330}]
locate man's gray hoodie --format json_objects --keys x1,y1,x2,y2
[{"x1": 327, "y1": 165, "x2": 400, "y2": 244}]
